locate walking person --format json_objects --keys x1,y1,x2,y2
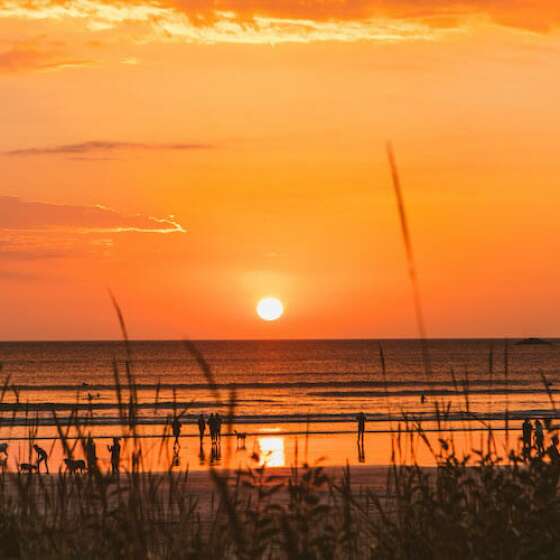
[
  {"x1": 535, "y1": 419, "x2": 545, "y2": 457},
  {"x1": 522, "y1": 418, "x2": 533, "y2": 459},
  {"x1": 172, "y1": 416, "x2": 182, "y2": 446},
  {"x1": 356, "y1": 412, "x2": 366, "y2": 443},
  {"x1": 197, "y1": 413, "x2": 206, "y2": 441},
  {"x1": 208, "y1": 413, "x2": 216, "y2": 444},
  {"x1": 33, "y1": 444, "x2": 49, "y2": 474},
  {"x1": 108, "y1": 437, "x2": 121, "y2": 477},
  {"x1": 215, "y1": 413, "x2": 223, "y2": 442}
]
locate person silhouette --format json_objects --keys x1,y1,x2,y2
[
  {"x1": 356, "y1": 412, "x2": 366, "y2": 443},
  {"x1": 535, "y1": 419, "x2": 545, "y2": 457},
  {"x1": 85, "y1": 436, "x2": 97, "y2": 474},
  {"x1": 547, "y1": 434, "x2": 560, "y2": 464},
  {"x1": 108, "y1": 437, "x2": 121, "y2": 477},
  {"x1": 522, "y1": 418, "x2": 533, "y2": 459},
  {"x1": 215, "y1": 413, "x2": 223, "y2": 441},
  {"x1": 197, "y1": 414, "x2": 206, "y2": 441},
  {"x1": 132, "y1": 448, "x2": 142, "y2": 472},
  {"x1": 33, "y1": 444, "x2": 49, "y2": 474},
  {"x1": 208, "y1": 413, "x2": 216, "y2": 443},
  {"x1": 172, "y1": 416, "x2": 181, "y2": 447}
]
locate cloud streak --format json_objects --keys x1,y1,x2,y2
[
  {"x1": 0, "y1": 197, "x2": 187, "y2": 234},
  {"x1": 0, "y1": 44, "x2": 92, "y2": 73},
  {"x1": 5, "y1": 140, "x2": 212, "y2": 157},
  {"x1": 0, "y1": 0, "x2": 558, "y2": 45}
]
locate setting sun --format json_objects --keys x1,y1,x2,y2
[{"x1": 256, "y1": 297, "x2": 284, "y2": 321}]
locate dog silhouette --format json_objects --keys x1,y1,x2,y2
[{"x1": 64, "y1": 458, "x2": 86, "y2": 474}]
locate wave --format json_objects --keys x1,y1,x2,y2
[
  {"x1": 311, "y1": 388, "x2": 560, "y2": 398},
  {"x1": 5, "y1": 378, "x2": 545, "y2": 393}
]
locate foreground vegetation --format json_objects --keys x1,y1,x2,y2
[
  {"x1": 1, "y1": 310, "x2": 559, "y2": 559},
  {"x1": 0, "y1": 417, "x2": 559, "y2": 559}
]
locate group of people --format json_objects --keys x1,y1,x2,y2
[
  {"x1": 11, "y1": 414, "x2": 560, "y2": 474},
  {"x1": 12, "y1": 412, "x2": 228, "y2": 476},
  {"x1": 521, "y1": 417, "x2": 555, "y2": 460},
  {"x1": 172, "y1": 413, "x2": 224, "y2": 446},
  {"x1": 0, "y1": 437, "x2": 122, "y2": 476},
  {"x1": 0, "y1": 443, "x2": 51, "y2": 474},
  {"x1": 84, "y1": 435, "x2": 121, "y2": 476}
]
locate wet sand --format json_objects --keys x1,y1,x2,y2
[{"x1": 0, "y1": 420, "x2": 525, "y2": 474}]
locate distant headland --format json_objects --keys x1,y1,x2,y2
[{"x1": 514, "y1": 337, "x2": 553, "y2": 346}]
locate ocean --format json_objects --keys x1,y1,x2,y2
[{"x1": 0, "y1": 338, "x2": 558, "y2": 430}]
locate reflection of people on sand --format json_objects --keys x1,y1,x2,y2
[
  {"x1": 199, "y1": 441, "x2": 205, "y2": 465},
  {"x1": 172, "y1": 446, "x2": 180, "y2": 468},
  {"x1": 210, "y1": 438, "x2": 221, "y2": 466},
  {"x1": 358, "y1": 437, "x2": 365, "y2": 463},
  {"x1": 198, "y1": 414, "x2": 206, "y2": 441},
  {"x1": 33, "y1": 444, "x2": 49, "y2": 474},
  {"x1": 108, "y1": 437, "x2": 121, "y2": 476},
  {"x1": 235, "y1": 430, "x2": 247, "y2": 450}
]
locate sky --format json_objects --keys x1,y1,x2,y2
[{"x1": 2, "y1": 1, "x2": 560, "y2": 340}]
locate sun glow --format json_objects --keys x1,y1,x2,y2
[
  {"x1": 256, "y1": 297, "x2": 284, "y2": 321},
  {"x1": 257, "y1": 436, "x2": 285, "y2": 467}
]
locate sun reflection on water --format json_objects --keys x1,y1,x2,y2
[{"x1": 257, "y1": 436, "x2": 285, "y2": 467}]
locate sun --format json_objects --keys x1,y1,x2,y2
[{"x1": 256, "y1": 297, "x2": 284, "y2": 321}]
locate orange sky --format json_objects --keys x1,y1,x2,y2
[{"x1": 2, "y1": 1, "x2": 560, "y2": 340}]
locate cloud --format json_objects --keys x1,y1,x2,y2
[
  {"x1": 0, "y1": 44, "x2": 92, "y2": 74},
  {"x1": 181, "y1": 1, "x2": 560, "y2": 33},
  {"x1": 0, "y1": 0, "x2": 559, "y2": 45},
  {"x1": 0, "y1": 196, "x2": 187, "y2": 234},
  {"x1": 0, "y1": 1, "x2": 447, "y2": 44},
  {"x1": 4, "y1": 140, "x2": 212, "y2": 157}
]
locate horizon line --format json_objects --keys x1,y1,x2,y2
[{"x1": 0, "y1": 336, "x2": 556, "y2": 344}]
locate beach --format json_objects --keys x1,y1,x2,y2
[{"x1": 0, "y1": 338, "x2": 554, "y2": 474}]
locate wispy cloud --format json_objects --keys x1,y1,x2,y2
[
  {"x1": 0, "y1": 44, "x2": 92, "y2": 73},
  {"x1": 4, "y1": 140, "x2": 212, "y2": 157},
  {"x1": 0, "y1": 196, "x2": 187, "y2": 234},
  {"x1": 0, "y1": 1, "x2": 445, "y2": 44}
]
